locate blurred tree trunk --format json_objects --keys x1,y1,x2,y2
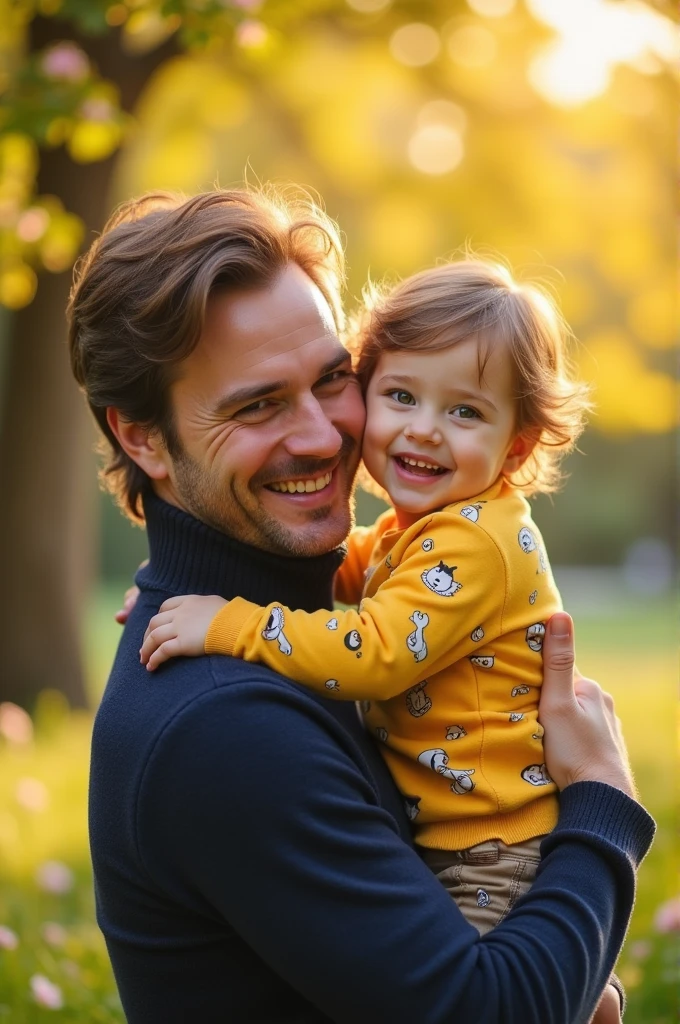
[{"x1": 0, "y1": 19, "x2": 176, "y2": 710}]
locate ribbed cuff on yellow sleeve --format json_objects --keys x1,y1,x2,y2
[{"x1": 205, "y1": 597, "x2": 260, "y2": 656}]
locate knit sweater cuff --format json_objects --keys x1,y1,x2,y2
[
  {"x1": 205, "y1": 597, "x2": 260, "y2": 656},
  {"x1": 550, "y1": 781, "x2": 656, "y2": 865}
]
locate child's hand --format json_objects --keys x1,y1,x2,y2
[{"x1": 140, "y1": 595, "x2": 227, "y2": 671}]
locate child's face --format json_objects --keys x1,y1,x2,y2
[{"x1": 363, "y1": 336, "x2": 528, "y2": 527}]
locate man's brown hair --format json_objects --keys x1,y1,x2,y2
[
  {"x1": 350, "y1": 258, "x2": 592, "y2": 496},
  {"x1": 68, "y1": 187, "x2": 345, "y2": 522}
]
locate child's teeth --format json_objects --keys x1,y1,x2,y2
[{"x1": 404, "y1": 457, "x2": 438, "y2": 470}]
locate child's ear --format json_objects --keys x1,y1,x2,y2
[
  {"x1": 106, "y1": 407, "x2": 170, "y2": 482},
  {"x1": 503, "y1": 432, "x2": 537, "y2": 475}
]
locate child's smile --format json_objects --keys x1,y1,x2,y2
[{"x1": 362, "y1": 336, "x2": 532, "y2": 529}]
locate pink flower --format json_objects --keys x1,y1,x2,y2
[
  {"x1": 235, "y1": 19, "x2": 268, "y2": 47},
  {"x1": 15, "y1": 777, "x2": 49, "y2": 812},
  {"x1": 232, "y1": 0, "x2": 263, "y2": 9},
  {"x1": 0, "y1": 925, "x2": 18, "y2": 950},
  {"x1": 654, "y1": 896, "x2": 680, "y2": 934},
  {"x1": 41, "y1": 922, "x2": 67, "y2": 947},
  {"x1": 16, "y1": 208, "x2": 49, "y2": 243},
  {"x1": 0, "y1": 702, "x2": 33, "y2": 745},
  {"x1": 41, "y1": 42, "x2": 90, "y2": 82},
  {"x1": 36, "y1": 861, "x2": 74, "y2": 895},
  {"x1": 79, "y1": 97, "x2": 114, "y2": 122},
  {"x1": 30, "y1": 975, "x2": 63, "y2": 1010},
  {"x1": 628, "y1": 939, "x2": 652, "y2": 961}
]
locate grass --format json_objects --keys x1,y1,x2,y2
[{"x1": 0, "y1": 583, "x2": 676, "y2": 1021}]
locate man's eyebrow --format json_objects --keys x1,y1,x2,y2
[
  {"x1": 214, "y1": 379, "x2": 289, "y2": 414},
  {"x1": 214, "y1": 348, "x2": 351, "y2": 414},
  {"x1": 377, "y1": 375, "x2": 498, "y2": 411}
]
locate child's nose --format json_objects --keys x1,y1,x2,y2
[{"x1": 404, "y1": 411, "x2": 442, "y2": 444}]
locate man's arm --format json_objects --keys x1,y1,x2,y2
[{"x1": 137, "y1": 641, "x2": 653, "y2": 1024}]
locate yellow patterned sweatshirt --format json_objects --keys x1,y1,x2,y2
[{"x1": 206, "y1": 477, "x2": 561, "y2": 850}]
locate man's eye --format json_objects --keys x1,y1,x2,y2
[
  {"x1": 387, "y1": 390, "x2": 415, "y2": 406},
  {"x1": 316, "y1": 369, "x2": 353, "y2": 389},
  {"x1": 453, "y1": 405, "x2": 480, "y2": 420},
  {"x1": 236, "y1": 399, "x2": 274, "y2": 419}
]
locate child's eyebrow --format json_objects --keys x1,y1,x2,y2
[{"x1": 377, "y1": 374, "x2": 498, "y2": 412}]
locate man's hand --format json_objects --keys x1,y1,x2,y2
[
  {"x1": 539, "y1": 612, "x2": 636, "y2": 800},
  {"x1": 589, "y1": 984, "x2": 623, "y2": 1024},
  {"x1": 140, "y1": 595, "x2": 228, "y2": 671}
]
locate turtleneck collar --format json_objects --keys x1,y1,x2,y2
[{"x1": 136, "y1": 490, "x2": 345, "y2": 613}]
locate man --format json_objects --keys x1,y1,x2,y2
[{"x1": 69, "y1": 188, "x2": 653, "y2": 1023}]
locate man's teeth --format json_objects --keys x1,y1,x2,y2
[
  {"x1": 270, "y1": 472, "x2": 332, "y2": 494},
  {"x1": 402, "y1": 457, "x2": 441, "y2": 470}
]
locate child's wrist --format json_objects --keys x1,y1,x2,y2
[{"x1": 205, "y1": 597, "x2": 259, "y2": 655}]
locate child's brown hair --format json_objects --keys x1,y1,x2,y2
[{"x1": 351, "y1": 258, "x2": 592, "y2": 496}]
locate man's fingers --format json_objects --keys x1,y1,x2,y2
[{"x1": 540, "y1": 612, "x2": 577, "y2": 705}]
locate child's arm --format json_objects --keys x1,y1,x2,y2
[
  {"x1": 333, "y1": 521, "x2": 385, "y2": 607},
  {"x1": 142, "y1": 517, "x2": 510, "y2": 701}
]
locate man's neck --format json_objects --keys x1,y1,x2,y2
[{"x1": 137, "y1": 490, "x2": 345, "y2": 613}]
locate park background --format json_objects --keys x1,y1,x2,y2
[{"x1": 0, "y1": 0, "x2": 676, "y2": 1019}]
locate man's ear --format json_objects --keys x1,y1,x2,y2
[
  {"x1": 503, "y1": 432, "x2": 537, "y2": 475},
  {"x1": 106, "y1": 407, "x2": 170, "y2": 482}
]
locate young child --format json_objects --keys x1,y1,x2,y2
[{"x1": 140, "y1": 257, "x2": 591, "y2": 936}]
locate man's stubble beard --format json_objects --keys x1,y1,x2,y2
[{"x1": 168, "y1": 436, "x2": 359, "y2": 559}]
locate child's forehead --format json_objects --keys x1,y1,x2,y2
[{"x1": 373, "y1": 331, "x2": 514, "y2": 388}]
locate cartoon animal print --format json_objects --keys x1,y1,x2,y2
[
  {"x1": 537, "y1": 547, "x2": 547, "y2": 574},
  {"x1": 421, "y1": 538, "x2": 434, "y2": 552},
  {"x1": 403, "y1": 796, "x2": 421, "y2": 822},
  {"x1": 385, "y1": 553, "x2": 393, "y2": 569},
  {"x1": 518, "y1": 527, "x2": 537, "y2": 553},
  {"x1": 445, "y1": 725, "x2": 467, "y2": 740},
  {"x1": 508, "y1": 713, "x2": 524, "y2": 722},
  {"x1": 326, "y1": 617, "x2": 338, "y2": 630},
  {"x1": 406, "y1": 611, "x2": 429, "y2": 663},
  {"x1": 421, "y1": 561, "x2": 462, "y2": 597},
  {"x1": 375, "y1": 727, "x2": 388, "y2": 743},
  {"x1": 477, "y1": 889, "x2": 490, "y2": 908},
  {"x1": 521, "y1": 763, "x2": 552, "y2": 787},
  {"x1": 511, "y1": 685, "x2": 530, "y2": 697},
  {"x1": 525, "y1": 623, "x2": 545, "y2": 653},
  {"x1": 344, "y1": 630, "x2": 363, "y2": 656},
  {"x1": 359, "y1": 700, "x2": 371, "y2": 714},
  {"x1": 529, "y1": 591, "x2": 538, "y2": 605},
  {"x1": 469, "y1": 655, "x2": 495, "y2": 669},
  {"x1": 417, "y1": 748, "x2": 475, "y2": 794},
  {"x1": 460, "y1": 504, "x2": 483, "y2": 523},
  {"x1": 261, "y1": 607, "x2": 293, "y2": 656},
  {"x1": 470, "y1": 626, "x2": 485, "y2": 642},
  {"x1": 325, "y1": 679, "x2": 339, "y2": 690},
  {"x1": 405, "y1": 680, "x2": 432, "y2": 718}
]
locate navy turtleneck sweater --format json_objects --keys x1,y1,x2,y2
[{"x1": 89, "y1": 492, "x2": 655, "y2": 1024}]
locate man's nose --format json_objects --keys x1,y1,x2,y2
[
  {"x1": 404, "y1": 409, "x2": 442, "y2": 445},
  {"x1": 284, "y1": 396, "x2": 343, "y2": 459}
]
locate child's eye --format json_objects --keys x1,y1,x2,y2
[
  {"x1": 387, "y1": 389, "x2": 416, "y2": 406},
  {"x1": 452, "y1": 405, "x2": 480, "y2": 419}
]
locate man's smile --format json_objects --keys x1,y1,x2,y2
[{"x1": 268, "y1": 471, "x2": 333, "y2": 494}]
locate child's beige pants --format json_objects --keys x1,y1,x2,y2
[{"x1": 421, "y1": 834, "x2": 545, "y2": 935}]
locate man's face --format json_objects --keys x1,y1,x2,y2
[{"x1": 156, "y1": 264, "x2": 365, "y2": 557}]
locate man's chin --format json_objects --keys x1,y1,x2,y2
[{"x1": 262, "y1": 512, "x2": 352, "y2": 558}]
